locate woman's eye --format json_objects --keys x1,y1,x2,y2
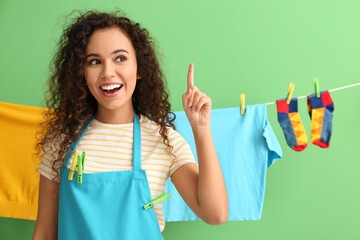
[
  {"x1": 89, "y1": 59, "x2": 100, "y2": 65},
  {"x1": 116, "y1": 56, "x2": 126, "y2": 62}
]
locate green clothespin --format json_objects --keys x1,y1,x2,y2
[
  {"x1": 314, "y1": 77, "x2": 320, "y2": 98},
  {"x1": 143, "y1": 193, "x2": 171, "y2": 210},
  {"x1": 77, "y1": 151, "x2": 86, "y2": 184}
]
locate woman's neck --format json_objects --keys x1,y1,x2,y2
[{"x1": 95, "y1": 106, "x2": 135, "y2": 124}]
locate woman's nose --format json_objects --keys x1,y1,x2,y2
[{"x1": 101, "y1": 61, "x2": 116, "y2": 79}]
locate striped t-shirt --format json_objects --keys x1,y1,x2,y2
[{"x1": 36, "y1": 114, "x2": 197, "y2": 232}]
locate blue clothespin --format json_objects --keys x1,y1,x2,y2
[{"x1": 77, "y1": 151, "x2": 86, "y2": 184}]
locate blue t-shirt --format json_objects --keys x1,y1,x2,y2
[{"x1": 163, "y1": 104, "x2": 282, "y2": 221}]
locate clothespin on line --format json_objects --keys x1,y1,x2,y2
[
  {"x1": 286, "y1": 83, "x2": 295, "y2": 104},
  {"x1": 240, "y1": 94, "x2": 245, "y2": 115},
  {"x1": 314, "y1": 77, "x2": 320, "y2": 97}
]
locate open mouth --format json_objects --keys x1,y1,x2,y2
[{"x1": 100, "y1": 84, "x2": 123, "y2": 94}]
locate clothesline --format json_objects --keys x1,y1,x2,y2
[{"x1": 265, "y1": 82, "x2": 360, "y2": 105}]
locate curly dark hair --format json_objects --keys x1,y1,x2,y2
[{"x1": 35, "y1": 9, "x2": 176, "y2": 184}]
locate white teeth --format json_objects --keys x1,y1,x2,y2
[{"x1": 101, "y1": 84, "x2": 122, "y2": 91}]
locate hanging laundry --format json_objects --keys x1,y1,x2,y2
[
  {"x1": 306, "y1": 91, "x2": 334, "y2": 148},
  {"x1": 276, "y1": 98, "x2": 308, "y2": 151},
  {"x1": 0, "y1": 101, "x2": 45, "y2": 220},
  {"x1": 163, "y1": 104, "x2": 282, "y2": 221}
]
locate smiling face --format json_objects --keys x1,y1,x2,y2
[{"x1": 84, "y1": 27, "x2": 139, "y2": 123}]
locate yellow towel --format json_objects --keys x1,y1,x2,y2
[{"x1": 0, "y1": 101, "x2": 46, "y2": 220}]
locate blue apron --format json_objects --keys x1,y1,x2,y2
[{"x1": 58, "y1": 113, "x2": 163, "y2": 240}]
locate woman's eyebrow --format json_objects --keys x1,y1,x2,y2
[{"x1": 86, "y1": 49, "x2": 129, "y2": 59}]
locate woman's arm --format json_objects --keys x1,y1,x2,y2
[
  {"x1": 171, "y1": 63, "x2": 228, "y2": 225},
  {"x1": 32, "y1": 175, "x2": 59, "y2": 240}
]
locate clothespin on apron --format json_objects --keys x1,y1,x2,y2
[
  {"x1": 313, "y1": 77, "x2": 320, "y2": 98},
  {"x1": 240, "y1": 93, "x2": 245, "y2": 115},
  {"x1": 286, "y1": 83, "x2": 295, "y2": 104},
  {"x1": 68, "y1": 149, "x2": 79, "y2": 181},
  {"x1": 143, "y1": 193, "x2": 172, "y2": 210},
  {"x1": 77, "y1": 151, "x2": 86, "y2": 184}
]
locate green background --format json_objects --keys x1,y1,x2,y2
[{"x1": 1, "y1": 0, "x2": 360, "y2": 239}]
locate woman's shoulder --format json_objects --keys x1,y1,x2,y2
[{"x1": 141, "y1": 115, "x2": 183, "y2": 139}]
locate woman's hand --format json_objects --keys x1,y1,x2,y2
[
  {"x1": 174, "y1": 63, "x2": 228, "y2": 224},
  {"x1": 182, "y1": 63, "x2": 212, "y2": 128}
]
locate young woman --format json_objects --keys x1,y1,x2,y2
[{"x1": 33, "y1": 10, "x2": 228, "y2": 240}]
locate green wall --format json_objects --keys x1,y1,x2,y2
[{"x1": 1, "y1": 0, "x2": 360, "y2": 239}]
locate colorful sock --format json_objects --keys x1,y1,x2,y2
[
  {"x1": 307, "y1": 91, "x2": 334, "y2": 148},
  {"x1": 276, "y1": 98, "x2": 308, "y2": 151}
]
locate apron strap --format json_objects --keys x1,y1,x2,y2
[
  {"x1": 63, "y1": 115, "x2": 95, "y2": 168},
  {"x1": 132, "y1": 113, "x2": 141, "y2": 171}
]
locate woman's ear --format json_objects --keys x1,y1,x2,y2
[{"x1": 137, "y1": 75, "x2": 142, "y2": 80}]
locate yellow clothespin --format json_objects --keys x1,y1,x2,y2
[
  {"x1": 286, "y1": 83, "x2": 295, "y2": 104},
  {"x1": 240, "y1": 93, "x2": 245, "y2": 115},
  {"x1": 68, "y1": 149, "x2": 78, "y2": 181}
]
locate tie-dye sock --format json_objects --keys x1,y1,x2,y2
[
  {"x1": 307, "y1": 91, "x2": 334, "y2": 148},
  {"x1": 276, "y1": 98, "x2": 308, "y2": 151}
]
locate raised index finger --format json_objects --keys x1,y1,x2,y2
[{"x1": 187, "y1": 62, "x2": 194, "y2": 90}]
